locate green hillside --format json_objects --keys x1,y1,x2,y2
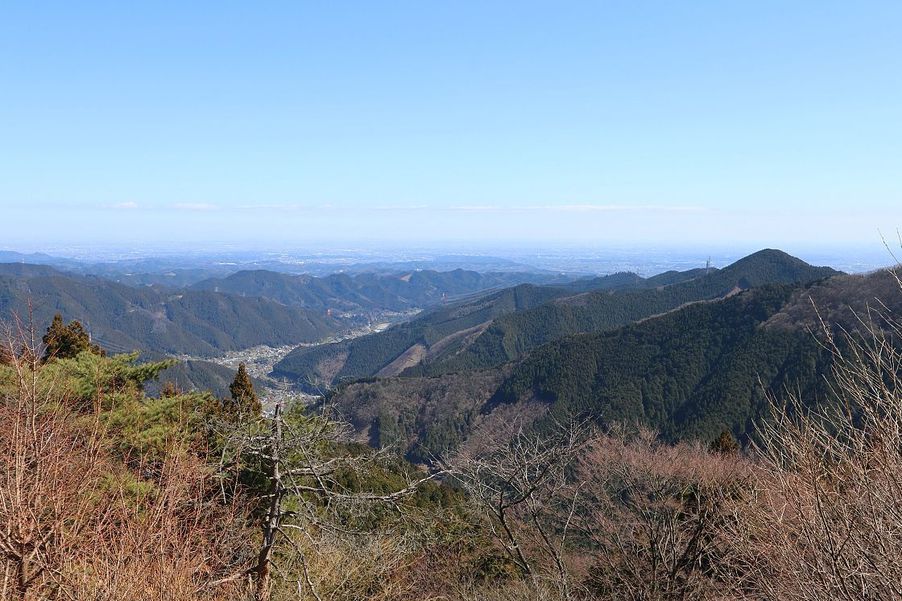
[
  {"x1": 329, "y1": 269, "x2": 900, "y2": 460},
  {"x1": 273, "y1": 282, "x2": 566, "y2": 388},
  {"x1": 407, "y1": 249, "x2": 838, "y2": 376},
  {"x1": 275, "y1": 250, "x2": 838, "y2": 387},
  {"x1": 0, "y1": 268, "x2": 340, "y2": 356},
  {"x1": 493, "y1": 285, "x2": 822, "y2": 442},
  {"x1": 497, "y1": 268, "x2": 902, "y2": 442}
]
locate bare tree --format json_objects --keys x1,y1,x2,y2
[
  {"x1": 210, "y1": 400, "x2": 444, "y2": 601},
  {"x1": 0, "y1": 318, "x2": 109, "y2": 600},
  {"x1": 449, "y1": 421, "x2": 592, "y2": 599}
]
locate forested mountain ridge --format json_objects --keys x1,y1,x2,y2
[
  {"x1": 327, "y1": 267, "x2": 896, "y2": 461},
  {"x1": 327, "y1": 285, "x2": 816, "y2": 459},
  {"x1": 493, "y1": 285, "x2": 820, "y2": 442},
  {"x1": 190, "y1": 268, "x2": 569, "y2": 311},
  {"x1": 272, "y1": 267, "x2": 668, "y2": 389},
  {"x1": 0, "y1": 263, "x2": 566, "y2": 358},
  {"x1": 275, "y1": 250, "x2": 838, "y2": 388},
  {"x1": 494, "y1": 269, "x2": 901, "y2": 442},
  {"x1": 403, "y1": 249, "x2": 839, "y2": 376},
  {"x1": 0, "y1": 250, "x2": 839, "y2": 399},
  {"x1": 272, "y1": 282, "x2": 569, "y2": 389},
  {"x1": 0, "y1": 263, "x2": 67, "y2": 279},
  {"x1": 0, "y1": 262, "x2": 565, "y2": 358},
  {"x1": 0, "y1": 268, "x2": 339, "y2": 356}
]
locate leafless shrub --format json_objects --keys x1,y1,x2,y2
[
  {"x1": 448, "y1": 421, "x2": 593, "y2": 600},
  {"x1": 0, "y1": 327, "x2": 249, "y2": 600},
  {"x1": 719, "y1": 265, "x2": 902, "y2": 600},
  {"x1": 62, "y1": 454, "x2": 250, "y2": 601},
  {"x1": 576, "y1": 427, "x2": 749, "y2": 601},
  {"x1": 0, "y1": 362, "x2": 109, "y2": 599},
  {"x1": 450, "y1": 579, "x2": 577, "y2": 601},
  {"x1": 449, "y1": 422, "x2": 750, "y2": 601}
]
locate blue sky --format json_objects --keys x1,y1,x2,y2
[{"x1": 1, "y1": 1, "x2": 900, "y2": 250}]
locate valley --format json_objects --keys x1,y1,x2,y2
[{"x1": 176, "y1": 308, "x2": 420, "y2": 403}]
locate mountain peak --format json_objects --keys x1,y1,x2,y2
[{"x1": 718, "y1": 249, "x2": 839, "y2": 287}]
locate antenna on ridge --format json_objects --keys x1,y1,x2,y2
[{"x1": 705, "y1": 256, "x2": 711, "y2": 275}]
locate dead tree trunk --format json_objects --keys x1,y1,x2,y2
[
  {"x1": 254, "y1": 403, "x2": 284, "y2": 601},
  {"x1": 206, "y1": 398, "x2": 445, "y2": 598}
]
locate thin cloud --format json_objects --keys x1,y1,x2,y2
[
  {"x1": 236, "y1": 203, "x2": 308, "y2": 211},
  {"x1": 445, "y1": 204, "x2": 707, "y2": 213},
  {"x1": 165, "y1": 202, "x2": 707, "y2": 214},
  {"x1": 107, "y1": 201, "x2": 140, "y2": 210},
  {"x1": 544, "y1": 204, "x2": 706, "y2": 213},
  {"x1": 171, "y1": 203, "x2": 219, "y2": 211},
  {"x1": 447, "y1": 205, "x2": 502, "y2": 212},
  {"x1": 371, "y1": 204, "x2": 430, "y2": 211},
  {"x1": 235, "y1": 203, "x2": 432, "y2": 212}
]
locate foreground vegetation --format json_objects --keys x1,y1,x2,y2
[{"x1": 2, "y1": 266, "x2": 902, "y2": 599}]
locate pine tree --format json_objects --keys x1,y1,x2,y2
[
  {"x1": 42, "y1": 314, "x2": 66, "y2": 356},
  {"x1": 710, "y1": 429, "x2": 740, "y2": 455},
  {"x1": 42, "y1": 313, "x2": 104, "y2": 362},
  {"x1": 228, "y1": 363, "x2": 261, "y2": 417},
  {"x1": 160, "y1": 381, "x2": 182, "y2": 398},
  {"x1": 43, "y1": 314, "x2": 84, "y2": 361}
]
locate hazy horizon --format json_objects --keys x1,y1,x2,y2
[{"x1": 0, "y1": 239, "x2": 895, "y2": 276}]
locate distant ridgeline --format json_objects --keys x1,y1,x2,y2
[
  {"x1": 0, "y1": 264, "x2": 338, "y2": 357},
  {"x1": 189, "y1": 268, "x2": 567, "y2": 311},
  {"x1": 0, "y1": 264, "x2": 555, "y2": 357},
  {"x1": 273, "y1": 249, "x2": 838, "y2": 388},
  {"x1": 301, "y1": 250, "x2": 902, "y2": 462}
]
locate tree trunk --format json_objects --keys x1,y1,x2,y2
[{"x1": 255, "y1": 403, "x2": 283, "y2": 601}]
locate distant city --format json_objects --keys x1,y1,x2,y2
[{"x1": 0, "y1": 241, "x2": 894, "y2": 278}]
